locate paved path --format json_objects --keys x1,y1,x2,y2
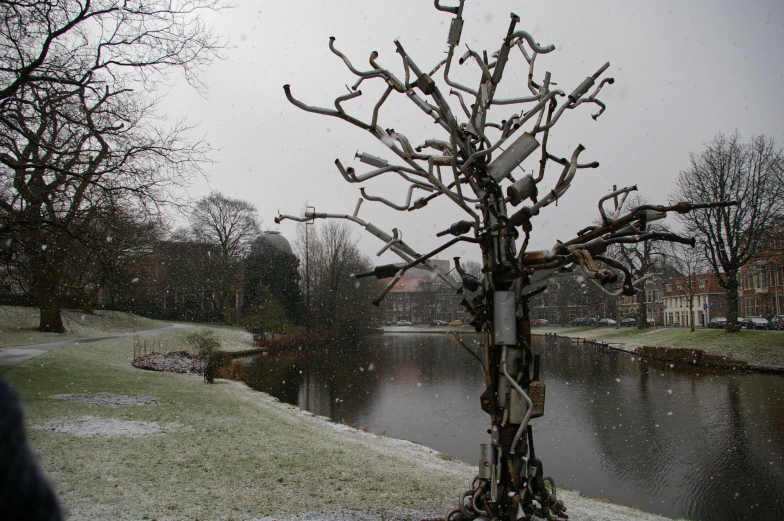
[{"x1": 0, "y1": 323, "x2": 191, "y2": 374}]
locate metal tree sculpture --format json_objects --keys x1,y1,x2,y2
[{"x1": 276, "y1": 1, "x2": 733, "y2": 519}]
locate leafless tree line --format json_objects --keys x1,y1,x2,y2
[
  {"x1": 294, "y1": 219, "x2": 381, "y2": 337},
  {"x1": 0, "y1": 1, "x2": 225, "y2": 331},
  {"x1": 673, "y1": 132, "x2": 784, "y2": 332},
  {"x1": 538, "y1": 132, "x2": 784, "y2": 332}
]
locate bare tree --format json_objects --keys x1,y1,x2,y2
[
  {"x1": 0, "y1": 1, "x2": 224, "y2": 332},
  {"x1": 672, "y1": 132, "x2": 784, "y2": 332},
  {"x1": 666, "y1": 243, "x2": 706, "y2": 332},
  {"x1": 605, "y1": 195, "x2": 671, "y2": 328},
  {"x1": 189, "y1": 192, "x2": 261, "y2": 322},
  {"x1": 0, "y1": 84, "x2": 208, "y2": 331},
  {"x1": 0, "y1": 0, "x2": 223, "y2": 101},
  {"x1": 295, "y1": 220, "x2": 379, "y2": 336},
  {"x1": 63, "y1": 206, "x2": 162, "y2": 313}
]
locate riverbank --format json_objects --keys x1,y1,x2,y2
[
  {"x1": 4, "y1": 323, "x2": 673, "y2": 521},
  {"x1": 537, "y1": 325, "x2": 784, "y2": 373},
  {"x1": 382, "y1": 325, "x2": 478, "y2": 334}
]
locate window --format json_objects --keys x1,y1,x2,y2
[
  {"x1": 699, "y1": 279, "x2": 706, "y2": 288},
  {"x1": 666, "y1": 284, "x2": 672, "y2": 292},
  {"x1": 755, "y1": 270, "x2": 767, "y2": 290}
]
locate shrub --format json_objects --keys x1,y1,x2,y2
[{"x1": 186, "y1": 329, "x2": 223, "y2": 384}]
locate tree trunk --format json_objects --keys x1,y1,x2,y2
[
  {"x1": 689, "y1": 297, "x2": 695, "y2": 332},
  {"x1": 637, "y1": 291, "x2": 648, "y2": 329},
  {"x1": 38, "y1": 294, "x2": 65, "y2": 333},
  {"x1": 31, "y1": 250, "x2": 66, "y2": 333},
  {"x1": 725, "y1": 274, "x2": 740, "y2": 333}
]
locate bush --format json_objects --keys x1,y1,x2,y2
[{"x1": 186, "y1": 329, "x2": 223, "y2": 384}]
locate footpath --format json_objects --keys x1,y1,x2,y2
[{"x1": 0, "y1": 323, "x2": 190, "y2": 374}]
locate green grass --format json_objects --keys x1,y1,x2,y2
[
  {"x1": 5, "y1": 328, "x2": 477, "y2": 520},
  {"x1": 4, "y1": 318, "x2": 675, "y2": 521},
  {"x1": 0, "y1": 306, "x2": 171, "y2": 348},
  {"x1": 180, "y1": 325, "x2": 256, "y2": 353},
  {"x1": 538, "y1": 326, "x2": 784, "y2": 368}
]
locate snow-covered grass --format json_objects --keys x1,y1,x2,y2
[
  {"x1": 7, "y1": 325, "x2": 674, "y2": 521},
  {"x1": 133, "y1": 325, "x2": 255, "y2": 355},
  {"x1": 0, "y1": 305, "x2": 170, "y2": 348},
  {"x1": 537, "y1": 325, "x2": 784, "y2": 368}
]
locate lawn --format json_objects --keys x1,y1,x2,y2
[
  {"x1": 5, "y1": 327, "x2": 477, "y2": 520},
  {"x1": 537, "y1": 325, "x2": 784, "y2": 368},
  {"x1": 3, "y1": 314, "x2": 677, "y2": 521},
  {"x1": 0, "y1": 306, "x2": 170, "y2": 348}
]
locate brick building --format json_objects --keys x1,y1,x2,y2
[
  {"x1": 103, "y1": 240, "x2": 244, "y2": 322},
  {"x1": 380, "y1": 259, "x2": 468, "y2": 324},
  {"x1": 662, "y1": 273, "x2": 727, "y2": 327},
  {"x1": 739, "y1": 232, "x2": 784, "y2": 317},
  {"x1": 616, "y1": 280, "x2": 666, "y2": 325}
]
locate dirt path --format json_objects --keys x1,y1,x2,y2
[{"x1": 0, "y1": 323, "x2": 190, "y2": 374}]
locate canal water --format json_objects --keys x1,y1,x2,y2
[{"x1": 241, "y1": 333, "x2": 784, "y2": 521}]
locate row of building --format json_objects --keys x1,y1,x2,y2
[{"x1": 380, "y1": 256, "x2": 784, "y2": 327}]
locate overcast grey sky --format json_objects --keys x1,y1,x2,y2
[{"x1": 168, "y1": 0, "x2": 784, "y2": 265}]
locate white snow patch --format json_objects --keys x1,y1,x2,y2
[
  {"x1": 43, "y1": 417, "x2": 160, "y2": 437},
  {"x1": 51, "y1": 393, "x2": 158, "y2": 406}
]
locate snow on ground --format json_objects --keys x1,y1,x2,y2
[
  {"x1": 51, "y1": 393, "x2": 158, "y2": 406},
  {"x1": 10, "y1": 332, "x2": 676, "y2": 521},
  {"x1": 43, "y1": 417, "x2": 161, "y2": 437},
  {"x1": 132, "y1": 350, "x2": 203, "y2": 374},
  {"x1": 251, "y1": 499, "x2": 671, "y2": 521}
]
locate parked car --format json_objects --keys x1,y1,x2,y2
[
  {"x1": 431, "y1": 319, "x2": 448, "y2": 326},
  {"x1": 598, "y1": 318, "x2": 617, "y2": 327},
  {"x1": 620, "y1": 317, "x2": 638, "y2": 327},
  {"x1": 570, "y1": 317, "x2": 597, "y2": 327},
  {"x1": 396, "y1": 320, "x2": 413, "y2": 326},
  {"x1": 739, "y1": 316, "x2": 769, "y2": 330},
  {"x1": 538, "y1": 319, "x2": 550, "y2": 326},
  {"x1": 448, "y1": 320, "x2": 463, "y2": 326},
  {"x1": 768, "y1": 315, "x2": 784, "y2": 330},
  {"x1": 707, "y1": 317, "x2": 727, "y2": 329},
  {"x1": 529, "y1": 319, "x2": 542, "y2": 327}
]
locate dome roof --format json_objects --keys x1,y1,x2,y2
[{"x1": 261, "y1": 230, "x2": 293, "y2": 254}]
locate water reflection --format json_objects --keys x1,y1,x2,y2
[{"x1": 243, "y1": 333, "x2": 784, "y2": 521}]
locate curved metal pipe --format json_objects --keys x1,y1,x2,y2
[
  {"x1": 368, "y1": 51, "x2": 406, "y2": 92},
  {"x1": 283, "y1": 85, "x2": 370, "y2": 130},
  {"x1": 527, "y1": 144, "x2": 588, "y2": 215},
  {"x1": 450, "y1": 89, "x2": 472, "y2": 118},
  {"x1": 444, "y1": 45, "x2": 478, "y2": 96},
  {"x1": 329, "y1": 37, "x2": 385, "y2": 78},
  {"x1": 459, "y1": 47, "x2": 492, "y2": 81},
  {"x1": 501, "y1": 346, "x2": 533, "y2": 455},
  {"x1": 462, "y1": 89, "x2": 564, "y2": 172},
  {"x1": 598, "y1": 185, "x2": 637, "y2": 224},
  {"x1": 434, "y1": 0, "x2": 464, "y2": 15},
  {"x1": 471, "y1": 481, "x2": 488, "y2": 516},
  {"x1": 360, "y1": 182, "x2": 433, "y2": 211},
  {"x1": 334, "y1": 89, "x2": 362, "y2": 114},
  {"x1": 511, "y1": 31, "x2": 555, "y2": 54},
  {"x1": 371, "y1": 85, "x2": 393, "y2": 128}
]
